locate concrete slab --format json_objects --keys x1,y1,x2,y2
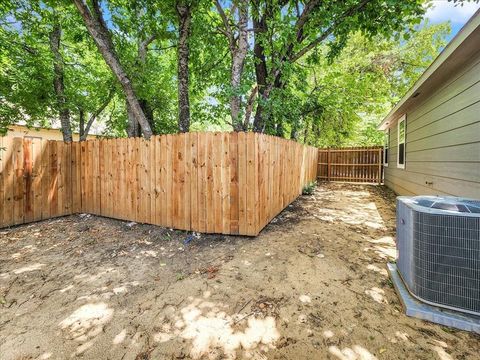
[{"x1": 387, "y1": 263, "x2": 480, "y2": 334}]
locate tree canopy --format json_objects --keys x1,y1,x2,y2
[{"x1": 0, "y1": 0, "x2": 465, "y2": 144}]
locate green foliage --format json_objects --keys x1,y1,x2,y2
[
  {"x1": 302, "y1": 181, "x2": 317, "y2": 196},
  {"x1": 284, "y1": 22, "x2": 450, "y2": 147},
  {"x1": 0, "y1": 1, "x2": 116, "y2": 135},
  {"x1": 0, "y1": 0, "x2": 455, "y2": 141}
]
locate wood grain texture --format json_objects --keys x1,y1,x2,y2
[{"x1": 0, "y1": 133, "x2": 318, "y2": 235}]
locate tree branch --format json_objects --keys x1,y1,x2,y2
[
  {"x1": 214, "y1": 0, "x2": 235, "y2": 50},
  {"x1": 81, "y1": 87, "x2": 115, "y2": 141},
  {"x1": 290, "y1": 0, "x2": 372, "y2": 63},
  {"x1": 72, "y1": 0, "x2": 153, "y2": 138},
  {"x1": 138, "y1": 34, "x2": 157, "y2": 63},
  {"x1": 243, "y1": 86, "x2": 258, "y2": 129}
]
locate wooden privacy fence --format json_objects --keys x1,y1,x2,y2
[
  {"x1": 0, "y1": 137, "x2": 82, "y2": 226},
  {"x1": 317, "y1": 146, "x2": 383, "y2": 184},
  {"x1": 0, "y1": 132, "x2": 318, "y2": 235}
]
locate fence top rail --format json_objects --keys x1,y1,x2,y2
[
  {"x1": 318, "y1": 163, "x2": 381, "y2": 166},
  {"x1": 318, "y1": 148, "x2": 382, "y2": 152},
  {"x1": 319, "y1": 145, "x2": 382, "y2": 150},
  {"x1": 60, "y1": 131, "x2": 318, "y2": 151}
]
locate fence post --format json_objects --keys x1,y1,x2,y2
[{"x1": 327, "y1": 149, "x2": 331, "y2": 181}]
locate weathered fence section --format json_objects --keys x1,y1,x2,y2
[
  {"x1": 0, "y1": 137, "x2": 82, "y2": 227},
  {"x1": 0, "y1": 132, "x2": 317, "y2": 235},
  {"x1": 317, "y1": 146, "x2": 383, "y2": 184}
]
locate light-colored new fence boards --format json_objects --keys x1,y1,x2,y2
[
  {"x1": 80, "y1": 132, "x2": 318, "y2": 235},
  {"x1": 257, "y1": 134, "x2": 318, "y2": 228},
  {"x1": 317, "y1": 146, "x2": 383, "y2": 184},
  {"x1": 0, "y1": 137, "x2": 81, "y2": 227},
  {"x1": 0, "y1": 132, "x2": 317, "y2": 235}
]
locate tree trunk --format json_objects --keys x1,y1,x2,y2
[
  {"x1": 303, "y1": 118, "x2": 312, "y2": 143},
  {"x1": 230, "y1": 1, "x2": 248, "y2": 131},
  {"x1": 79, "y1": 108, "x2": 85, "y2": 139},
  {"x1": 126, "y1": 101, "x2": 141, "y2": 137},
  {"x1": 137, "y1": 33, "x2": 157, "y2": 135},
  {"x1": 49, "y1": 18, "x2": 72, "y2": 142},
  {"x1": 139, "y1": 99, "x2": 155, "y2": 133},
  {"x1": 243, "y1": 86, "x2": 258, "y2": 130},
  {"x1": 252, "y1": 1, "x2": 317, "y2": 133},
  {"x1": 79, "y1": 89, "x2": 114, "y2": 141},
  {"x1": 215, "y1": 0, "x2": 249, "y2": 131},
  {"x1": 72, "y1": 0, "x2": 153, "y2": 138},
  {"x1": 252, "y1": 4, "x2": 268, "y2": 133},
  {"x1": 176, "y1": 2, "x2": 192, "y2": 133},
  {"x1": 290, "y1": 118, "x2": 300, "y2": 140}
]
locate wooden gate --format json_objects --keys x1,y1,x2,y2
[{"x1": 317, "y1": 146, "x2": 383, "y2": 184}]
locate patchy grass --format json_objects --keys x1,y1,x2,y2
[{"x1": 302, "y1": 180, "x2": 318, "y2": 195}]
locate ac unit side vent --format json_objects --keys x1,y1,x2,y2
[{"x1": 396, "y1": 196, "x2": 480, "y2": 316}]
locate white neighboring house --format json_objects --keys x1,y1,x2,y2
[{"x1": 378, "y1": 10, "x2": 480, "y2": 199}]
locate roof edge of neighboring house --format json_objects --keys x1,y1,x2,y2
[{"x1": 378, "y1": 9, "x2": 480, "y2": 131}]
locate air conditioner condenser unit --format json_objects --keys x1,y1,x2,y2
[{"x1": 389, "y1": 195, "x2": 480, "y2": 332}]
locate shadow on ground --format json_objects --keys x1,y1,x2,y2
[{"x1": 1, "y1": 182, "x2": 479, "y2": 360}]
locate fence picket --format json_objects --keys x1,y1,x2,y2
[
  {"x1": 0, "y1": 133, "x2": 318, "y2": 235},
  {"x1": 317, "y1": 146, "x2": 383, "y2": 183}
]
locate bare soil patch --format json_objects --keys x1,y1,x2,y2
[{"x1": 1, "y1": 182, "x2": 479, "y2": 360}]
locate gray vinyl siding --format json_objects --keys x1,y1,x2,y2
[{"x1": 384, "y1": 51, "x2": 480, "y2": 199}]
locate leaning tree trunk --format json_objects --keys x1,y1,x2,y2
[
  {"x1": 49, "y1": 19, "x2": 72, "y2": 142},
  {"x1": 126, "y1": 102, "x2": 142, "y2": 137},
  {"x1": 72, "y1": 0, "x2": 153, "y2": 138},
  {"x1": 139, "y1": 99, "x2": 155, "y2": 133}
]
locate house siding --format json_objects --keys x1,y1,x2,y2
[
  {"x1": 384, "y1": 51, "x2": 480, "y2": 199},
  {"x1": 4, "y1": 125, "x2": 98, "y2": 141}
]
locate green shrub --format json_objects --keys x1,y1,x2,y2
[{"x1": 302, "y1": 181, "x2": 317, "y2": 195}]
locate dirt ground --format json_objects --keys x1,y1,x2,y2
[{"x1": 1, "y1": 182, "x2": 479, "y2": 360}]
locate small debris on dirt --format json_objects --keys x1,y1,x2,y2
[
  {"x1": 251, "y1": 296, "x2": 284, "y2": 317},
  {"x1": 298, "y1": 314, "x2": 308, "y2": 323},
  {"x1": 298, "y1": 243, "x2": 323, "y2": 257},
  {"x1": 308, "y1": 312, "x2": 324, "y2": 328},
  {"x1": 135, "y1": 347, "x2": 154, "y2": 360},
  {"x1": 200, "y1": 265, "x2": 219, "y2": 279},
  {"x1": 183, "y1": 234, "x2": 195, "y2": 245},
  {"x1": 1, "y1": 183, "x2": 478, "y2": 360},
  {"x1": 276, "y1": 336, "x2": 297, "y2": 349}
]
